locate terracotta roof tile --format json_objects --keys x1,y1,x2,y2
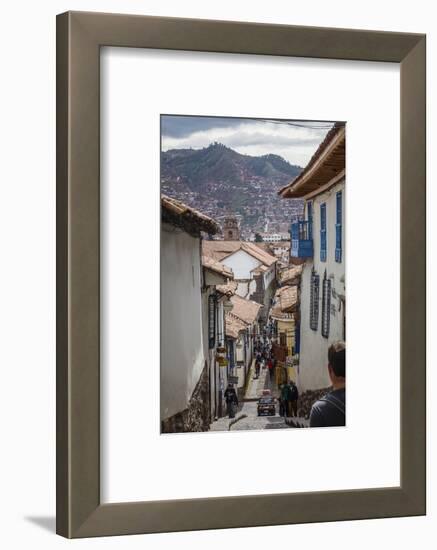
[
  {"x1": 279, "y1": 265, "x2": 303, "y2": 285},
  {"x1": 225, "y1": 312, "x2": 247, "y2": 339},
  {"x1": 275, "y1": 285, "x2": 298, "y2": 313},
  {"x1": 202, "y1": 240, "x2": 277, "y2": 267},
  {"x1": 230, "y1": 294, "x2": 262, "y2": 325},
  {"x1": 216, "y1": 280, "x2": 238, "y2": 296},
  {"x1": 202, "y1": 255, "x2": 234, "y2": 278},
  {"x1": 161, "y1": 194, "x2": 220, "y2": 235},
  {"x1": 279, "y1": 123, "x2": 345, "y2": 199}
]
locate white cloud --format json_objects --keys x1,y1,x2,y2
[{"x1": 161, "y1": 118, "x2": 334, "y2": 166}]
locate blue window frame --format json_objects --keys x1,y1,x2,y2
[
  {"x1": 320, "y1": 203, "x2": 327, "y2": 262},
  {"x1": 335, "y1": 191, "x2": 342, "y2": 262},
  {"x1": 295, "y1": 321, "x2": 300, "y2": 354},
  {"x1": 307, "y1": 201, "x2": 313, "y2": 239}
]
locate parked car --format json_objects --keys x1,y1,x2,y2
[{"x1": 257, "y1": 396, "x2": 276, "y2": 416}]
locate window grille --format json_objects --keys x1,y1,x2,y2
[
  {"x1": 208, "y1": 293, "x2": 216, "y2": 349},
  {"x1": 321, "y1": 271, "x2": 331, "y2": 338},
  {"x1": 335, "y1": 191, "x2": 342, "y2": 262},
  {"x1": 307, "y1": 201, "x2": 313, "y2": 240},
  {"x1": 320, "y1": 203, "x2": 327, "y2": 262},
  {"x1": 310, "y1": 269, "x2": 320, "y2": 331}
]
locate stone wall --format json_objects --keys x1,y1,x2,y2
[
  {"x1": 161, "y1": 363, "x2": 211, "y2": 433},
  {"x1": 297, "y1": 387, "x2": 332, "y2": 419}
]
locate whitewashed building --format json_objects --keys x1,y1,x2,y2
[
  {"x1": 202, "y1": 240, "x2": 277, "y2": 322},
  {"x1": 279, "y1": 124, "x2": 346, "y2": 392},
  {"x1": 224, "y1": 294, "x2": 262, "y2": 393},
  {"x1": 161, "y1": 195, "x2": 232, "y2": 432},
  {"x1": 201, "y1": 256, "x2": 235, "y2": 420},
  {"x1": 260, "y1": 232, "x2": 290, "y2": 243}
]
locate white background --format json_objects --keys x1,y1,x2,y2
[
  {"x1": 102, "y1": 48, "x2": 400, "y2": 502},
  {"x1": 0, "y1": 1, "x2": 434, "y2": 549}
]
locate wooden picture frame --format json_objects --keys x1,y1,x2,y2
[{"x1": 56, "y1": 11, "x2": 426, "y2": 538}]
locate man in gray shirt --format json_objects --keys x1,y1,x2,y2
[{"x1": 310, "y1": 341, "x2": 346, "y2": 428}]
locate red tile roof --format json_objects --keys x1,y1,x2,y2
[
  {"x1": 279, "y1": 123, "x2": 345, "y2": 199},
  {"x1": 162, "y1": 194, "x2": 220, "y2": 235}
]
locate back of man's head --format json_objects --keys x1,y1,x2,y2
[{"x1": 328, "y1": 341, "x2": 346, "y2": 378}]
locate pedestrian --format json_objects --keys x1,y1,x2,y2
[
  {"x1": 288, "y1": 380, "x2": 299, "y2": 417},
  {"x1": 224, "y1": 383, "x2": 239, "y2": 418},
  {"x1": 267, "y1": 358, "x2": 274, "y2": 381},
  {"x1": 310, "y1": 341, "x2": 346, "y2": 427},
  {"x1": 279, "y1": 383, "x2": 289, "y2": 417},
  {"x1": 255, "y1": 361, "x2": 260, "y2": 379}
]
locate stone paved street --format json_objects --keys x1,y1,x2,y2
[{"x1": 210, "y1": 360, "x2": 291, "y2": 432}]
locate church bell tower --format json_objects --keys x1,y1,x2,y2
[{"x1": 223, "y1": 214, "x2": 240, "y2": 241}]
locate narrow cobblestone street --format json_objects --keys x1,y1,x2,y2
[{"x1": 210, "y1": 361, "x2": 292, "y2": 432}]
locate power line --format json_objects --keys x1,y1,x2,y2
[{"x1": 264, "y1": 120, "x2": 339, "y2": 130}]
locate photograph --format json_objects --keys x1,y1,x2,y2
[
  {"x1": 0, "y1": 1, "x2": 429, "y2": 545},
  {"x1": 160, "y1": 115, "x2": 346, "y2": 433}
]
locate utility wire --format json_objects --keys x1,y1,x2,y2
[{"x1": 264, "y1": 120, "x2": 339, "y2": 130}]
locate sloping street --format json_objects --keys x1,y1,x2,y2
[{"x1": 210, "y1": 361, "x2": 291, "y2": 432}]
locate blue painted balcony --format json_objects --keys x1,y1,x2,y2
[{"x1": 290, "y1": 220, "x2": 313, "y2": 259}]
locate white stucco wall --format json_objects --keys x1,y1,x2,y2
[
  {"x1": 221, "y1": 249, "x2": 261, "y2": 279},
  {"x1": 263, "y1": 264, "x2": 276, "y2": 289},
  {"x1": 236, "y1": 281, "x2": 250, "y2": 298},
  {"x1": 201, "y1": 289, "x2": 228, "y2": 419},
  {"x1": 201, "y1": 286, "x2": 216, "y2": 419},
  {"x1": 161, "y1": 223, "x2": 205, "y2": 420},
  {"x1": 298, "y1": 180, "x2": 346, "y2": 392}
]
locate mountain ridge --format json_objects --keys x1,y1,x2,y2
[{"x1": 161, "y1": 142, "x2": 302, "y2": 189}]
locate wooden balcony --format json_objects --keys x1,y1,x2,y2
[{"x1": 290, "y1": 221, "x2": 313, "y2": 259}]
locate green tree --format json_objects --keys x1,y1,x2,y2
[{"x1": 254, "y1": 233, "x2": 263, "y2": 242}]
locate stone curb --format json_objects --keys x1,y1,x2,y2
[{"x1": 228, "y1": 414, "x2": 248, "y2": 430}]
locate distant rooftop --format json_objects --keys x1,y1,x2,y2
[
  {"x1": 161, "y1": 194, "x2": 220, "y2": 236},
  {"x1": 202, "y1": 241, "x2": 277, "y2": 267}
]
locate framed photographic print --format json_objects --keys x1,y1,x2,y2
[{"x1": 56, "y1": 11, "x2": 426, "y2": 538}]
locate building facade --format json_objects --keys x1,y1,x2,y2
[
  {"x1": 201, "y1": 257, "x2": 235, "y2": 420},
  {"x1": 161, "y1": 195, "x2": 232, "y2": 432},
  {"x1": 279, "y1": 124, "x2": 346, "y2": 393}
]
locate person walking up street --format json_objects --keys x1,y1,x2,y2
[
  {"x1": 288, "y1": 380, "x2": 299, "y2": 417},
  {"x1": 224, "y1": 384, "x2": 238, "y2": 419}
]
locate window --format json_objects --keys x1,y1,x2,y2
[
  {"x1": 208, "y1": 293, "x2": 216, "y2": 349},
  {"x1": 320, "y1": 203, "x2": 327, "y2": 262},
  {"x1": 335, "y1": 191, "x2": 342, "y2": 262},
  {"x1": 307, "y1": 201, "x2": 313, "y2": 239},
  {"x1": 321, "y1": 271, "x2": 331, "y2": 338},
  {"x1": 280, "y1": 332, "x2": 286, "y2": 347},
  {"x1": 295, "y1": 321, "x2": 300, "y2": 354},
  {"x1": 309, "y1": 269, "x2": 320, "y2": 331}
]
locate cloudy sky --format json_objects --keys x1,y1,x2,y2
[{"x1": 161, "y1": 115, "x2": 336, "y2": 167}]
